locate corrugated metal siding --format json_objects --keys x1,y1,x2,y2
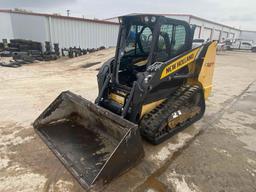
[
  {"x1": 0, "y1": 12, "x2": 119, "y2": 49},
  {"x1": 49, "y1": 17, "x2": 119, "y2": 49},
  {"x1": 0, "y1": 12, "x2": 14, "y2": 39},
  {"x1": 10, "y1": 13, "x2": 50, "y2": 42},
  {"x1": 2, "y1": 11, "x2": 249, "y2": 46}
]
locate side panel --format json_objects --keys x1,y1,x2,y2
[
  {"x1": 140, "y1": 47, "x2": 201, "y2": 118},
  {"x1": 198, "y1": 41, "x2": 217, "y2": 99},
  {"x1": 160, "y1": 48, "x2": 200, "y2": 79}
]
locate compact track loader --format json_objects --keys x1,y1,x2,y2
[{"x1": 34, "y1": 14, "x2": 216, "y2": 190}]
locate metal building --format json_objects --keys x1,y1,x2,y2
[
  {"x1": 105, "y1": 14, "x2": 242, "y2": 41},
  {"x1": 1, "y1": 10, "x2": 255, "y2": 48},
  {"x1": 165, "y1": 14, "x2": 241, "y2": 41},
  {"x1": 0, "y1": 9, "x2": 119, "y2": 49}
]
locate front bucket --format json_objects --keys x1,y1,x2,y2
[{"x1": 33, "y1": 91, "x2": 144, "y2": 190}]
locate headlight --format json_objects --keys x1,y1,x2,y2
[{"x1": 144, "y1": 75, "x2": 152, "y2": 84}]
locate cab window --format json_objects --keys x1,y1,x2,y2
[
  {"x1": 124, "y1": 25, "x2": 153, "y2": 56},
  {"x1": 173, "y1": 25, "x2": 186, "y2": 52},
  {"x1": 155, "y1": 24, "x2": 187, "y2": 62}
]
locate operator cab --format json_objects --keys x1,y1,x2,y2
[{"x1": 114, "y1": 14, "x2": 193, "y2": 88}]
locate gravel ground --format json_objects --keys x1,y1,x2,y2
[{"x1": 0, "y1": 50, "x2": 255, "y2": 192}]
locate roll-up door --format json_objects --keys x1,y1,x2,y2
[
  {"x1": 212, "y1": 30, "x2": 221, "y2": 41},
  {"x1": 201, "y1": 28, "x2": 212, "y2": 40},
  {"x1": 193, "y1": 26, "x2": 201, "y2": 39},
  {"x1": 221, "y1": 31, "x2": 228, "y2": 40},
  {"x1": 228, "y1": 33, "x2": 234, "y2": 39}
]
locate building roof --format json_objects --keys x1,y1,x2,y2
[
  {"x1": 0, "y1": 9, "x2": 119, "y2": 26},
  {"x1": 105, "y1": 13, "x2": 241, "y2": 31},
  {"x1": 170, "y1": 14, "x2": 240, "y2": 31},
  {"x1": 0, "y1": 9, "x2": 247, "y2": 32},
  {"x1": 241, "y1": 30, "x2": 256, "y2": 33}
]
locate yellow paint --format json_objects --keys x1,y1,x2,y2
[
  {"x1": 160, "y1": 48, "x2": 200, "y2": 79},
  {"x1": 109, "y1": 93, "x2": 125, "y2": 105},
  {"x1": 198, "y1": 41, "x2": 217, "y2": 99},
  {"x1": 140, "y1": 99, "x2": 166, "y2": 118}
]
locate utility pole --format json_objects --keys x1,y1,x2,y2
[{"x1": 66, "y1": 10, "x2": 70, "y2": 16}]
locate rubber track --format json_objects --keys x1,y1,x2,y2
[{"x1": 140, "y1": 84, "x2": 204, "y2": 144}]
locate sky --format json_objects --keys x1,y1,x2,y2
[{"x1": 0, "y1": 0, "x2": 255, "y2": 30}]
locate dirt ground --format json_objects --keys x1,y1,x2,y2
[{"x1": 0, "y1": 50, "x2": 255, "y2": 192}]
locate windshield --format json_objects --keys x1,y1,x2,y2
[
  {"x1": 124, "y1": 25, "x2": 153, "y2": 57},
  {"x1": 116, "y1": 20, "x2": 156, "y2": 87}
]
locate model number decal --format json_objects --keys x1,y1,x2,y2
[{"x1": 160, "y1": 48, "x2": 200, "y2": 79}]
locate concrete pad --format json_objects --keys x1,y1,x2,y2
[
  {"x1": 1, "y1": 50, "x2": 255, "y2": 191},
  {"x1": 101, "y1": 123, "x2": 203, "y2": 192}
]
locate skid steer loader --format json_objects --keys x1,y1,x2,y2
[{"x1": 33, "y1": 14, "x2": 216, "y2": 190}]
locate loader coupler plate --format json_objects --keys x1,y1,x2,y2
[{"x1": 33, "y1": 91, "x2": 144, "y2": 190}]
